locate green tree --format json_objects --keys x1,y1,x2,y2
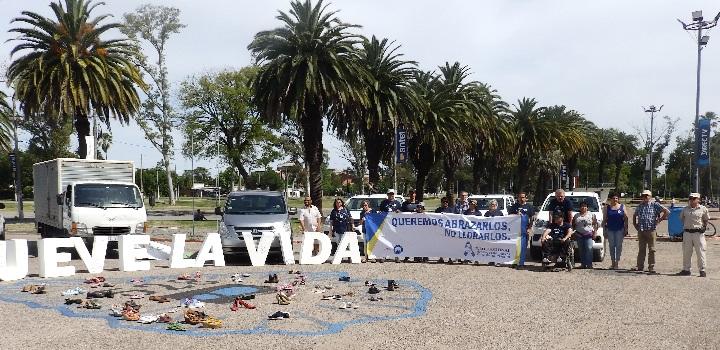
[
  {"x1": 0, "y1": 92, "x2": 12, "y2": 152},
  {"x1": 19, "y1": 114, "x2": 75, "y2": 160},
  {"x1": 179, "y1": 68, "x2": 282, "y2": 182},
  {"x1": 7, "y1": 0, "x2": 145, "y2": 159},
  {"x1": 248, "y1": 0, "x2": 368, "y2": 210},
  {"x1": 121, "y1": 4, "x2": 185, "y2": 205}
]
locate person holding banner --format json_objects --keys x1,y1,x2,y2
[
  {"x1": 509, "y1": 192, "x2": 535, "y2": 268},
  {"x1": 435, "y1": 197, "x2": 455, "y2": 213},
  {"x1": 379, "y1": 189, "x2": 402, "y2": 212},
  {"x1": 401, "y1": 190, "x2": 420, "y2": 212},
  {"x1": 455, "y1": 191, "x2": 470, "y2": 214},
  {"x1": 484, "y1": 200, "x2": 504, "y2": 217},
  {"x1": 464, "y1": 200, "x2": 482, "y2": 216},
  {"x1": 329, "y1": 198, "x2": 352, "y2": 237}
]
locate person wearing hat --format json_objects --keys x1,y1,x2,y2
[
  {"x1": 631, "y1": 190, "x2": 669, "y2": 273},
  {"x1": 379, "y1": 189, "x2": 402, "y2": 212},
  {"x1": 677, "y1": 192, "x2": 710, "y2": 277},
  {"x1": 298, "y1": 196, "x2": 323, "y2": 254}
]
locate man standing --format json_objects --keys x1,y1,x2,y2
[
  {"x1": 379, "y1": 189, "x2": 402, "y2": 212},
  {"x1": 401, "y1": 190, "x2": 419, "y2": 212},
  {"x1": 298, "y1": 196, "x2": 323, "y2": 254},
  {"x1": 509, "y1": 192, "x2": 535, "y2": 268},
  {"x1": 632, "y1": 190, "x2": 669, "y2": 274},
  {"x1": 677, "y1": 192, "x2": 709, "y2": 277},
  {"x1": 454, "y1": 191, "x2": 470, "y2": 214},
  {"x1": 435, "y1": 197, "x2": 455, "y2": 213},
  {"x1": 547, "y1": 189, "x2": 573, "y2": 224}
]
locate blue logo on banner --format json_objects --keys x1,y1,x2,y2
[
  {"x1": 393, "y1": 245, "x2": 404, "y2": 255},
  {"x1": 697, "y1": 118, "x2": 711, "y2": 168}
]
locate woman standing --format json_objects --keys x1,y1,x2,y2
[
  {"x1": 484, "y1": 200, "x2": 504, "y2": 217},
  {"x1": 464, "y1": 200, "x2": 482, "y2": 216},
  {"x1": 603, "y1": 193, "x2": 628, "y2": 270},
  {"x1": 572, "y1": 201, "x2": 598, "y2": 269},
  {"x1": 329, "y1": 198, "x2": 352, "y2": 237}
]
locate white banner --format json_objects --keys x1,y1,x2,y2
[{"x1": 365, "y1": 212, "x2": 522, "y2": 264}]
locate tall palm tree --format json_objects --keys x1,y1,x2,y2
[
  {"x1": 510, "y1": 98, "x2": 548, "y2": 193},
  {"x1": 595, "y1": 128, "x2": 618, "y2": 185},
  {"x1": 544, "y1": 105, "x2": 595, "y2": 190},
  {"x1": 335, "y1": 36, "x2": 416, "y2": 191},
  {"x1": 0, "y1": 92, "x2": 13, "y2": 152},
  {"x1": 248, "y1": 0, "x2": 368, "y2": 209},
  {"x1": 6, "y1": 0, "x2": 145, "y2": 159}
]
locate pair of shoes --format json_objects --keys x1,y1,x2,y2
[
  {"x1": 200, "y1": 316, "x2": 222, "y2": 329},
  {"x1": 368, "y1": 286, "x2": 380, "y2": 294},
  {"x1": 166, "y1": 322, "x2": 187, "y2": 331},
  {"x1": 387, "y1": 280, "x2": 399, "y2": 291},
  {"x1": 65, "y1": 298, "x2": 83, "y2": 305},
  {"x1": 700, "y1": 271, "x2": 707, "y2": 277},
  {"x1": 368, "y1": 296, "x2": 384, "y2": 301},
  {"x1": 81, "y1": 300, "x2": 102, "y2": 309},
  {"x1": 230, "y1": 273, "x2": 242, "y2": 282},
  {"x1": 276, "y1": 293, "x2": 290, "y2": 305},
  {"x1": 675, "y1": 270, "x2": 691, "y2": 276},
  {"x1": 149, "y1": 295, "x2": 171, "y2": 303},
  {"x1": 339, "y1": 302, "x2": 358, "y2": 309},
  {"x1": 87, "y1": 290, "x2": 113, "y2": 299},
  {"x1": 338, "y1": 276, "x2": 350, "y2": 282},
  {"x1": 265, "y1": 274, "x2": 279, "y2": 283},
  {"x1": 268, "y1": 311, "x2": 290, "y2": 320}
]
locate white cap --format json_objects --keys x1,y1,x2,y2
[
  {"x1": 689, "y1": 192, "x2": 701, "y2": 198},
  {"x1": 641, "y1": 190, "x2": 652, "y2": 196},
  {"x1": 386, "y1": 189, "x2": 395, "y2": 194}
]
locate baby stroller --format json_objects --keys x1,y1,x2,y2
[{"x1": 541, "y1": 237, "x2": 575, "y2": 271}]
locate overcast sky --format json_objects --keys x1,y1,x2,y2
[{"x1": 1, "y1": 0, "x2": 719, "y2": 176}]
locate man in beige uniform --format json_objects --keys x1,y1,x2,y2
[
  {"x1": 677, "y1": 192, "x2": 709, "y2": 277},
  {"x1": 298, "y1": 197, "x2": 323, "y2": 254}
]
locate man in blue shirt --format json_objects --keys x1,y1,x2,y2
[
  {"x1": 379, "y1": 189, "x2": 402, "y2": 212},
  {"x1": 509, "y1": 192, "x2": 535, "y2": 267},
  {"x1": 546, "y1": 189, "x2": 573, "y2": 224},
  {"x1": 401, "y1": 190, "x2": 419, "y2": 212},
  {"x1": 632, "y1": 190, "x2": 669, "y2": 274},
  {"x1": 434, "y1": 197, "x2": 455, "y2": 213}
]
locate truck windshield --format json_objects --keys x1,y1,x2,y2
[
  {"x1": 74, "y1": 184, "x2": 143, "y2": 208},
  {"x1": 225, "y1": 194, "x2": 286, "y2": 215}
]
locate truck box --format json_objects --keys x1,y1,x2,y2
[{"x1": 33, "y1": 158, "x2": 135, "y2": 229}]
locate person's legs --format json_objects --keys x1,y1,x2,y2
[
  {"x1": 518, "y1": 233, "x2": 528, "y2": 266},
  {"x1": 647, "y1": 230, "x2": 657, "y2": 271},
  {"x1": 682, "y1": 231, "x2": 693, "y2": 272},
  {"x1": 695, "y1": 233, "x2": 707, "y2": 273},
  {"x1": 580, "y1": 237, "x2": 593, "y2": 267},
  {"x1": 607, "y1": 229, "x2": 618, "y2": 263},
  {"x1": 636, "y1": 230, "x2": 648, "y2": 270},
  {"x1": 614, "y1": 229, "x2": 624, "y2": 265}
]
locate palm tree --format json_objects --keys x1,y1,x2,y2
[
  {"x1": 348, "y1": 36, "x2": 417, "y2": 191},
  {"x1": 0, "y1": 92, "x2": 13, "y2": 152},
  {"x1": 6, "y1": 0, "x2": 145, "y2": 159},
  {"x1": 544, "y1": 106, "x2": 595, "y2": 190},
  {"x1": 510, "y1": 98, "x2": 548, "y2": 193},
  {"x1": 595, "y1": 128, "x2": 618, "y2": 185},
  {"x1": 248, "y1": 0, "x2": 368, "y2": 209}
]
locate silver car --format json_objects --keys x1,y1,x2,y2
[{"x1": 216, "y1": 191, "x2": 292, "y2": 255}]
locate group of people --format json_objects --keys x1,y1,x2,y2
[{"x1": 296, "y1": 187, "x2": 710, "y2": 276}]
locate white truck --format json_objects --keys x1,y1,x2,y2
[{"x1": 33, "y1": 159, "x2": 147, "y2": 247}]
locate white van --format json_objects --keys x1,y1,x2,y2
[
  {"x1": 218, "y1": 191, "x2": 292, "y2": 256},
  {"x1": 468, "y1": 194, "x2": 515, "y2": 216},
  {"x1": 529, "y1": 191, "x2": 605, "y2": 262}
]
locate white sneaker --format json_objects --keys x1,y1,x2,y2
[
  {"x1": 339, "y1": 302, "x2": 348, "y2": 309},
  {"x1": 542, "y1": 258, "x2": 550, "y2": 263},
  {"x1": 556, "y1": 257, "x2": 563, "y2": 263}
]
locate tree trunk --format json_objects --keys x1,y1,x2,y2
[
  {"x1": 301, "y1": 108, "x2": 325, "y2": 211},
  {"x1": 362, "y1": 125, "x2": 383, "y2": 191},
  {"x1": 567, "y1": 155, "x2": 578, "y2": 190},
  {"x1": 515, "y1": 155, "x2": 531, "y2": 193},
  {"x1": 410, "y1": 142, "x2": 434, "y2": 202},
  {"x1": 472, "y1": 156, "x2": 484, "y2": 194},
  {"x1": 597, "y1": 156, "x2": 607, "y2": 185},
  {"x1": 533, "y1": 170, "x2": 546, "y2": 206},
  {"x1": 74, "y1": 114, "x2": 91, "y2": 159},
  {"x1": 162, "y1": 154, "x2": 176, "y2": 205},
  {"x1": 444, "y1": 159, "x2": 456, "y2": 198}
]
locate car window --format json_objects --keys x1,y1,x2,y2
[
  {"x1": 541, "y1": 196, "x2": 599, "y2": 212},
  {"x1": 225, "y1": 194, "x2": 286, "y2": 214}
]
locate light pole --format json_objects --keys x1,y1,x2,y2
[
  {"x1": 678, "y1": 10, "x2": 720, "y2": 192},
  {"x1": 643, "y1": 105, "x2": 662, "y2": 192},
  {"x1": 9, "y1": 98, "x2": 24, "y2": 220}
]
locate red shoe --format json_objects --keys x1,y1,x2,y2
[
  {"x1": 239, "y1": 299, "x2": 256, "y2": 309},
  {"x1": 230, "y1": 298, "x2": 240, "y2": 312}
]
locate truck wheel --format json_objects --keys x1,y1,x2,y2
[{"x1": 530, "y1": 246, "x2": 542, "y2": 260}]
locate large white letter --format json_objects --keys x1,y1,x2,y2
[
  {"x1": 243, "y1": 231, "x2": 276, "y2": 267},
  {"x1": 38, "y1": 238, "x2": 75, "y2": 278},
  {"x1": 119, "y1": 235, "x2": 151, "y2": 272},
  {"x1": 278, "y1": 232, "x2": 295, "y2": 265},
  {"x1": 299, "y1": 232, "x2": 331, "y2": 265},
  {"x1": 195, "y1": 233, "x2": 225, "y2": 267},
  {"x1": 70, "y1": 237, "x2": 108, "y2": 274},
  {"x1": 331, "y1": 232, "x2": 362, "y2": 264},
  {"x1": 169, "y1": 234, "x2": 196, "y2": 268},
  {"x1": 0, "y1": 239, "x2": 29, "y2": 281}
]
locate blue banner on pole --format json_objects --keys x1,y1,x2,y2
[
  {"x1": 396, "y1": 125, "x2": 408, "y2": 163},
  {"x1": 697, "y1": 118, "x2": 710, "y2": 168}
]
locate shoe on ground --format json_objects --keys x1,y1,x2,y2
[
  {"x1": 676, "y1": 270, "x2": 691, "y2": 276},
  {"x1": 542, "y1": 258, "x2": 550, "y2": 264},
  {"x1": 699, "y1": 271, "x2": 707, "y2": 277},
  {"x1": 268, "y1": 311, "x2": 288, "y2": 320},
  {"x1": 368, "y1": 286, "x2": 380, "y2": 294}
]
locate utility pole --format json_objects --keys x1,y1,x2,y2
[
  {"x1": 678, "y1": 10, "x2": 720, "y2": 193},
  {"x1": 643, "y1": 105, "x2": 663, "y2": 193},
  {"x1": 10, "y1": 98, "x2": 23, "y2": 220}
]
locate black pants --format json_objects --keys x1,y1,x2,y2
[{"x1": 542, "y1": 238, "x2": 571, "y2": 259}]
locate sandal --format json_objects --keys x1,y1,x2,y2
[
  {"x1": 177, "y1": 274, "x2": 192, "y2": 281},
  {"x1": 149, "y1": 296, "x2": 171, "y2": 303},
  {"x1": 84, "y1": 276, "x2": 105, "y2": 284},
  {"x1": 238, "y1": 299, "x2": 256, "y2": 309},
  {"x1": 239, "y1": 294, "x2": 255, "y2": 300},
  {"x1": 64, "y1": 298, "x2": 83, "y2": 305},
  {"x1": 158, "y1": 314, "x2": 173, "y2": 323},
  {"x1": 268, "y1": 311, "x2": 290, "y2": 320},
  {"x1": 276, "y1": 293, "x2": 290, "y2": 305},
  {"x1": 230, "y1": 298, "x2": 240, "y2": 312},
  {"x1": 124, "y1": 300, "x2": 141, "y2": 311},
  {"x1": 138, "y1": 315, "x2": 158, "y2": 324},
  {"x1": 200, "y1": 316, "x2": 222, "y2": 329},
  {"x1": 166, "y1": 322, "x2": 187, "y2": 331},
  {"x1": 184, "y1": 309, "x2": 207, "y2": 325},
  {"x1": 122, "y1": 309, "x2": 140, "y2": 321},
  {"x1": 81, "y1": 300, "x2": 102, "y2": 309},
  {"x1": 110, "y1": 305, "x2": 124, "y2": 317}
]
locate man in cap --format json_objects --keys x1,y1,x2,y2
[
  {"x1": 379, "y1": 189, "x2": 402, "y2": 213},
  {"x1": 298, "y1": 196, "x2": 323, "y2": 254},
  {"x1": 632, "y1": 190, "x2": 669, "y2": 274},
  {"x1": 677, "y1": 192, "x2": 710, "y2": 277}
]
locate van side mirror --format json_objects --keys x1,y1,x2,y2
[
  {"x1": 288, "y1": 207, "x2": 297, "y2": 215},
  {"x1": 56, "y1": 194, "x2": 64, "y2": 205},
  {"x1": 214, "y1": 206, "x2": 223, "y2": 215}
]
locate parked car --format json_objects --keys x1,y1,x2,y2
[
  {"x1": 468, "y1": 194, "x2": 516, "y2": 216},
  {"x1": 217, "y1": 190, "x2": 292, "y2": 256},
  {"x1": 529, "y1": 191, "x2": 605, "y2": 262}
]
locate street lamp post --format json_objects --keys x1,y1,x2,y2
[
  {"x1": 643, "y1": 105, "x2": 663, "y2": 193},
  {"x1": 10, "y1": 98, "x2": 23, "y2": 220},
  {"x1": 678, "y1": 10, "x2": 720, "y2": 193}
]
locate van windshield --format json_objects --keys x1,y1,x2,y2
[
  {"x1": 473, "y1": 197, "x2": 506, "y2": 210},
  {"x1": 541, "y1": 196, "x2": 600, "y2": 212},
  {"x1": 225, "y1": 194, "x2": 286, "y2": 215},
  {"x1": 74, "y1": 184, "x2": 143, "y2": 208}
]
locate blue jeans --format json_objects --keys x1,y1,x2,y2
[
  {"x1": 576, "y1": 236, "x2": 593, "y2": 267},
  {"x1": 605, "y1": 228, "x2": 624, "y2": 262}
]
